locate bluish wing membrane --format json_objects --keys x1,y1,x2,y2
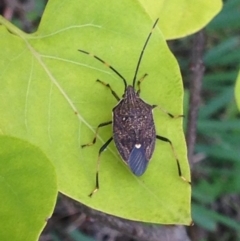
[{"x1": 128, "y1": 145, "x2": 148, "y2": 176}]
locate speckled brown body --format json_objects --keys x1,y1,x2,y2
[{"x1": 112, "y1": 86, "x2": 156, "y2": 175}]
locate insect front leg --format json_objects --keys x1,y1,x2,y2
[
  {"x1": 136, "y1": 73, "x2": 148, "y2": 96},
  {"x1": 96, "y1": 79, "x2": 120, "y2": 101},
  {"x1": 81, "y1": 121, "x2": 112, "y2": 148},
  {"x1": 89, "y1": 137, "x2": 113, "y2": 197},
  {"x1": 152, "y1": 105, "x2": 184, "y2": 119},
  {"x1": 156, "y1": 134, "x2": 191, "y2": 184}
]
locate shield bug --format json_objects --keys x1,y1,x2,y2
[{"x1": 79, "y1": 19, "x2": 190, "y2": 197}]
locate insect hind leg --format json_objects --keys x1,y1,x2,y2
[
  {"x1": 89, "y1": 137, "x2": 113, "y2": 197},
  {"x1": 96, "y1": 79, "x2": 120, "y2": 101},
  {"x1": 156, "y1": 134, "x2": 191, "y2": 184}
]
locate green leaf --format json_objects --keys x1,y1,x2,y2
[
  {"x1": 0, "y1": 0, "x2": 191, "y2": 224},
  {"x1": 0, "y1": 136, "x2": 57, "y2": 241},
  {"x1": 235, "y1": 70, "x2": 240, "y2": 110},
  {"x1": 192, "y1": 204, "x2": 217, "y2": 231},
  {"x1": 138, "y1": 0, "x2": 222, "y2": 39},
  {"x1": 192, "y1": 204, "x2": 240, "y2": 232},
  {"x1": 204, "y1": 36, "x2": 240, "y2": 67},
  {"x1": 207, "y1": 0, "x2": 240, "y2": 31},
  {"x1": 199, "y1": 87, "x2": 234, "y2": 118}
]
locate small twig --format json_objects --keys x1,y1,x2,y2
[{"x1": 186, "y1": 31, "x2": 205, "y2": 167}]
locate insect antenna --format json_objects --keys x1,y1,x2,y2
[
  {"x1": 78, "y1": 50, "x2": 127, "y2": 91},
  {"x1": 132, "y1": 18, "x2": 159, "y2": 89}
]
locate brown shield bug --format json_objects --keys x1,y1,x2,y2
[{"x1": 79, "y1": 19, "x2": 190, "y2": 196}]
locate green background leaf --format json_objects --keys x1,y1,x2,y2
[
  {"x1": 0, "y1": 0, "x2": 219, "y2": 225},
  {"x1": 235, "y1": 70, "x2": 240, "y2": 110},
  {"x1": 0, "y1": 136, "x2": 57, "y2": 241},
  {"x1": 138, "y1": 0, "x2": 222, "y2": 39}
]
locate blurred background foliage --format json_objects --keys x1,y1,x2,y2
[
  {"x1": 1, "y1": 0, "x2": 239, "y2": 240},
  {"x1": 169, "y1": 0, "x2": 240, "y2": 239}
]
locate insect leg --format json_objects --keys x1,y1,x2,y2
[
  {"x1": 152, "y1": 105, "x2": 184, "y2": 119},
  {"x1": 81, "y1": 121, "x2": 112, "y2": 148},
  {"x1": 96, "y1": 79, "x2": 120, "y2": 101},
  {"x1": 136, "y1": 73, "x2": 148, "y2": 95},
  {"x1": 89, "y1": 137, "x2": 113, "y2": 197},
  {"x1": 156, "y1": 135, "x2": 191, "y2": 184}
]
